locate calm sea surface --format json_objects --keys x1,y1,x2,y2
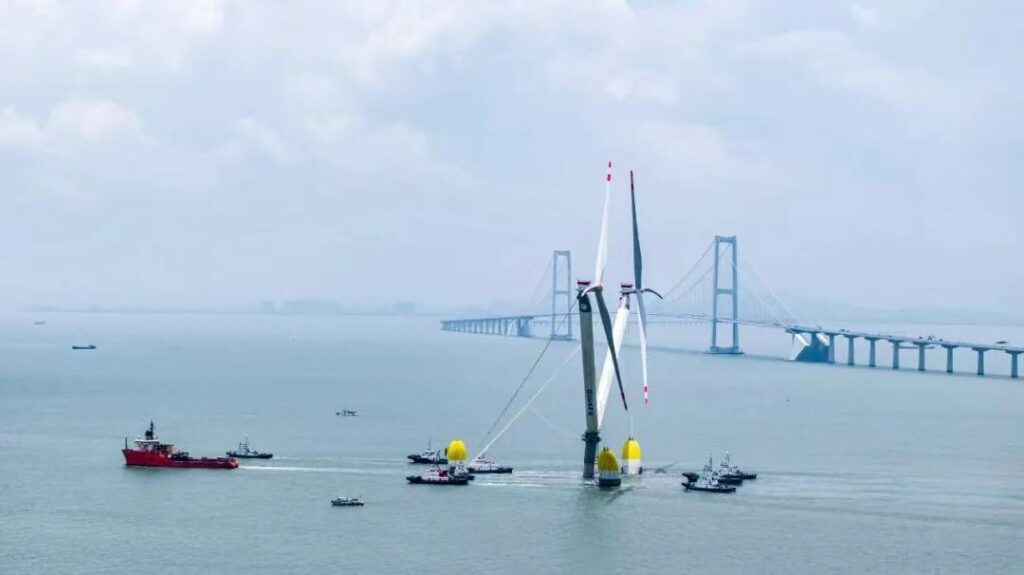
[{"x1": 1, "y1": 313, "x2": 1022, "y2": 574}]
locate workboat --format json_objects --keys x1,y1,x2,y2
[
  {"x1": 226, "y1": 436, "x2": 273, "y2": 459},
  {"x1": 336, "y1": 409, "x2": 357, "y2": 416},
  {"x1": 406, "y1": 465, "x2": 470, "y2": 485},
  {"x1": 467, "y1": 455, "x2": 512, "y2": 474},
  {"x1": 123, "y1": 421, "x2": 238, "y2": 469},
  {"x1": 407, "y1": 442, "x2": 447, "y2": 464},
  {"x1": 683, "y1": 458, "x2": 735, "y2": 493},
  {"x1": 71, "y1": 344, "x2": 96, "y2": 350},
  {"x1": 331, "y1": 497, "x2": 364, "y2": 507},
  {"x1": 718, "y1": 452, "x2": 756, "y2": 481}
]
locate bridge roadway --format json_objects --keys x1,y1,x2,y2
[{"x1": 440, "y1": 313, "x2": 1024, "y2": 378}]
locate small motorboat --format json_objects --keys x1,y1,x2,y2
[
  {"x1": 226, "y1": 436, "x2": 273, "y2": 459},
  {"x1": 331, "y1": 497, "x2": 364, "y2": 507},
  {"x1": 684, "y1": 457, "x2": 736, "y2": 493},
  {"x1": 71, "y1": 344, "x2": 97, "y2": 350},
  {"x1": 335, "y1": 409, "x2": 358, "y2": 416},
  {"x1": 406, "y1": 465, "x2": 470, "y2": 485},
  {"x1": 467, "y1": 455, "x2": 512, "y2": 474},
  {"x1": 407, "y1": 441, "x2": 447, "y2": 465},
  {"x1": 717, "y1": 452, "x2": 756, "y2": 481}
]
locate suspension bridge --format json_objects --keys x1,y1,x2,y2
[{"x1": 441, "y1": 236, "x2": 1024, "y2": 378}]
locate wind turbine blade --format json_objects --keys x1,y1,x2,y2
[
  {"x1": 595, "y1": 292, "x2": 628, "y2": 411},
  {"x1": 630, "y1": 170, "x2": 642, "y2": 290},
  {"x1": 596, "y1": 295, "x2": 630, "y2": 426},
  {"x1": 636, "y1": 290, "x2": 650, "y2": 405},
  {"x1": 631, "y1": 170, "x2": 655, "y2": 405},
  {"x1": 594, "y1": 161, "x2": 612, "y2": 284}
]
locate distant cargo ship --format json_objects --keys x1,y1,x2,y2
[
  {"x1": 71, "y1": 344, "x2": 96, "y2": 350},
  {"x1": 122, "y1": 421, "x2": 238, "y2": 469}
]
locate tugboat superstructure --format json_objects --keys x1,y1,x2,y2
[{"x1": 683, "y1": 457, "x2": 736, "y2": 493}]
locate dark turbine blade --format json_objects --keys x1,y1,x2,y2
[
  {"x1": 630, "y1": 170, "x2": 643, "y2": 290},
  {"x1": 595, "y1": 292, "x2": 628, "y2": 411}
]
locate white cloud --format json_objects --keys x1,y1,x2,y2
[
  {"x1": 0, "y1": 108, "x2": 45, "y2": 148},
  {"x1": 231, "y1": 117, "x2": 292, "y2": 164},
  {"x1": 850, "y1": 3, "x2": 880, "y2": 28},
  {"x1": 77, "y1": 48, "x2": 135, "y2": 71},
  {"x1": 0, "y1": 99, "x2": 141, "y2": 148},
  {"x1": 739, "y1": 29, "x2": 950, "y2": 111},
  {"x1": 637, "y1": 119, "x2": 768, "y2": 184},
  {"x1": 48, "y1": 99, "x2": 142, "y2": 141}
]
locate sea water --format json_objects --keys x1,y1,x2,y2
[{"x1": 1, "y1": 313, "x2": 1021, "y2": 574}]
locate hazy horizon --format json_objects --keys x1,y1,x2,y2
[{"x1": 3, "y1": 1, "x2": 1021, "y2": 315}]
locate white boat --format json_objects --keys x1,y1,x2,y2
[
  {"x1": 683, "y1": 457, "x2": 736, "y2": 493},
  {"x1": 717, "y1": 452, "x2": 756, "y2": 480},
  {"x1": 406, "y1": 465, "x2": 471, "y2": 485},
  {"x1": 467, "y1": 455, "x2": 512, "y2": 474}
]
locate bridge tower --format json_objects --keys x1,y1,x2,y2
[
  {"x1": 551, "y1": 250, "x2": 573, "y2": 340},
  {"x1": 708, "y1": 235, "x2": 743, "y2": 354}
]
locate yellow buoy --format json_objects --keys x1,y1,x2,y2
[
  {"x1": 596, "y1": 447, "x2": 621, "y2": 487},
  {"x1": 621, "y1": 437, "x2": 642, "y2": 475},
  {"x1": 597, "y1": 447, "x2": 619, "y2": 472},
  {"x1": 446, "y1": 439, "x2": 468, "y2": 462}
]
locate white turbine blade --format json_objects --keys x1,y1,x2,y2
[
  {"x1": 596, "y1": 296, "x2": 630, "y2": 426},
  {"x1": 594, "y1": 161, "x2": 612, "y2": 284},
  {"x1": 635, "y1": 290, "x2": 650, "y2": 405},
  {"x1": 630, "y1": 170, "x2": 652, "y2": 405}
]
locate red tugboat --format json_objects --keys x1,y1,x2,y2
[{"x1": 122, "y1": 421, "x2": 238, "y2": 469}]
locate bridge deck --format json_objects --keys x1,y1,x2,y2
[{"x1": 440, "y1": 313, "x2": 1024, "y2": 354}]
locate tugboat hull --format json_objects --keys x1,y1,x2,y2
[
  {"x1": 407, "y1": 455, "x2": 448, "y2": 464},
  {"x1": 684, "y1": 483, "x2": 735, "y2": 493},
  {"x1": 227, "y1": 452, "x2": 273, "y2": 459},
  {"x1": 406, "y1": 475, "x2": 469, "y2": 485},
  {"x1": 467, "y1": 466, "x2": 513, "y2": 474}
]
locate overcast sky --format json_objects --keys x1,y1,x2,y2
[{"x1": 1, "y1": 1, "x2": 1021, "y2": 313}]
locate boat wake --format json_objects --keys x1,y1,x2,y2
[{"x1": 239, "y1": 465, "x2": 394, "y2": 476}]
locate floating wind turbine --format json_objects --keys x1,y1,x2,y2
[{"x1": 577, "y1": 161, "x2": 628, "y2": 480}]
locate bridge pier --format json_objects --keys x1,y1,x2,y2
[
  {"x1": 973, "y1": 348, "x2": 986, "y2": 376},
  {"x1": 1009, "y1": 351, "x2": 1021, "y2": 379},
  {"x1": 916, "y1": 343, "x2": 927, "y2": 371},
  {"x1": 708, "y1": 235, "x2": 742, "y2": 355},
  {"x1": 942, "y1": 345, "x2": 955, "y2": 373},
  {"x1": 845, "y1": 335, "x2": 856, "y2": 365},
  {"x1": 866, "y1": 337, "x2": 879, "y2": 368},
  {"x1": 826, "y1": 333, "x2": 837, "y2": 364},
  {"x1": 890, "y1": 340, "x2": 901, "y2": 369}
]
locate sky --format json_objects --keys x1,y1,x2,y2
[{"x1": 1, "y1": 0, "x2": 1021, "y2": 313}]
